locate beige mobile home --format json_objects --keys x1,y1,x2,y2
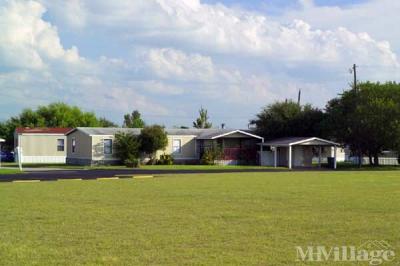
[
  {"x1": 14, "y1": 128, "x2": 71, "y2": 163},
  {"x1": 66, "y1": 127, "x2": 264, "y2": 166}
]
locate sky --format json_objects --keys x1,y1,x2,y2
[{"x1": 0, "y1": 0, "x2": 399, "y2": 128}]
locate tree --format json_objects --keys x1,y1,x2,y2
[
  {"x1": 0, "y1": 102, "x2": 116, "y2": 150},
  {"x1": 98, "y1": 117, "x2": 118, "y2": 127},
  {"x1": 251, "y1": 100, "x2": 325, "y2": 140},
  {"x1": 325, "y1": 82, "x2": 400, "y2": 166},
  {"x1": 139, "y1": 125, "x2": 168, "y2": 161},
  {"x1": 114, "y1": 132, "x2": 141, "y2": 166},
  {"x1": 193, "y1": 107, "x2": 212, "y2": 128},
  {"x1": 123, "y1": 110, "x2": 145, "y2": 128}
]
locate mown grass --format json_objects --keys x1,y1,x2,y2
[
  {"x1": 0, "y1": 168, "x2": 22, "y2": 174},
  {"x1": 0, "y1": 171, "x2": 399, "y2": 265},
  {"x1": 1, "y1": 162, "x2": 279, "y2": 171}
]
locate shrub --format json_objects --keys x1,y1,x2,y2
[
  {"x1": 157, "y1": 154, "x2": 174, "y2": 165},
  {"x1": 114, "y1": 132, "x2": 140, "y2": 164},
  {"x1": 124, "y1": 156, "x2": 140, "y2": 168},
  {"x1": 139, "y1": 125, "x2": 168, "y2": 160},
  {"x1": 201, "y1": 146, "x2": 223, "y2": 165}
]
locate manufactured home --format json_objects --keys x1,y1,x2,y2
[
  {"x1": 14, "y1": 128, "x2": 71, "y2": 163},
  {"x1": 66, "y1": 127, "x2": 264, "y2": 166}
]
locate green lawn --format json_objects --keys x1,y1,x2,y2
[
  {"x1": 100, "y1": 164, "x2": 280, "y2": 170},
  {"x1": 0, "y1": 171, "x2": 399, "y2": 265},
  {"x1": 1, "y1": 162, "x2": 281, "y2": 171},
  {"x1": 0, "y1": 168, "x2": 22, "y2": 174}
]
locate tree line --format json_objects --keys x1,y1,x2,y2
[
  {"x1": 251, "y1": 82, "x2": 400, "y2": 166},
  {"x1": 1, "y1": 81, "x2": 399, "y2": 165}
]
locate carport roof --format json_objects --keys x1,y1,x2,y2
[{"x1": 261, "y1": 137, "x2": 339, "y2": 146}]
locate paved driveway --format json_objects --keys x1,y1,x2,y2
[{"x1": 0, "y1": 168, "x2": 295, "y2": 182}]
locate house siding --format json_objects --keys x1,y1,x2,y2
[
  {"x1": 17, "y1": 134, "x2": 67, "y2": 163},
  {"x1": 66, "y1": 130, "x2": 92, "y2": 160},
  {"x1": 156, "y1": 135, "x2": 198, "y2": 161}
]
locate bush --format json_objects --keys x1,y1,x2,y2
[
  {"x1": 124, "y1": 156, "x2": 140, "y2": 168},
  {"x1": 139, "y1": 125, "x2": 168, "y2": 160},
  {"x1": 157, "y1": 154, "x2": 174, "y2": 165},
  {"x1": 114, "y1": 132, "x2": 140, "y2": 164},
  {"x1": 201, "y1": 146, "x2": 223, "y2": 165}
]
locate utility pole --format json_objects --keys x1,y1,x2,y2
[
  {"x1": 352, "y1": 64, "x2": 357, "y2": 92},
  {"x1": 350, "y1": 63, "x2": 362, "y2": 167},
  {"x1": 297, "y1": 89, "x2": 301, "y2": 105}
]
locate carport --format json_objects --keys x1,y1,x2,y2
[{"x1": 259, "y1": 137, "x2": 339, "y2": 169}]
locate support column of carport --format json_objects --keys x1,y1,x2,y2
[
  {"x1": 318, "y1": 146, "x2": 322, "y2": 168},
  {"x1": 0, "y1": 138, "x2": 4, "y2": 168},
  {"x1": 334, "y1": 145, "x2": 337, "y2": 169},
  {"x1": 288, "y1": 145, "x2": 292, "y2": 169}
]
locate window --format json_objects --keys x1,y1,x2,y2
[
  {"x1": 72, "y1": 138, "x2": 76, "y2": 153},
  {"x1": 57, "y1": 139, "x2": 65, "y2": 152},
  {"x1": 104, "y1": 139, "x2": 113, "y2": 155},
  {"x1": 172, "y1": 139, "x2": 181, "y2": 154}
]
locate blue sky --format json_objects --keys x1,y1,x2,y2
[{"x1": 0, "y1": 0, "x2": 399, "y2": 128}]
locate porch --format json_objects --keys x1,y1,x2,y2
[{"x1": 196, "y1": 130, "x2": 264, "y2": 165}]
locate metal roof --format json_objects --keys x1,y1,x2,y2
[
  {"x1": 15, "y1": 127, "x2": 72, "y2": 134},
  {"x1": 68, "y1": 127, "x2": 262, "y2": 140},
  {"x1": 262, "y1": 137, "x2": 339, "y2": 146},
  {"x1": 196, "y1": 129, "x2": 264, "y2": 140},
  {"x1": 69, "y1": 127, "x2": 142, "y2": 136},
  {"x1": 0, "y1": 138, "x2": 5, "y2": 142}
]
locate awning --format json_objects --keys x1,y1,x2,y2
[{"x1": 260, "y1": 137, "x2": 339, "y2": 147}]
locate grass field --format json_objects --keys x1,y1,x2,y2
[
  {"x1": 0, "y1": 162, "x2": 279, "y2": 171},
  {"x1": 0, "y1": 171, "x2": 399, "y2": 265},
  {"x1": 0, "y1": 168, "x2": 22, "y2": 174}
]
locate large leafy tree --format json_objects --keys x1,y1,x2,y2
[
  {"x1": 251, "y1": 100, "x2": 325, "y2": 140},
  {"x1": 123, "y1": 110, "x2": 145, "y2": 128},
  {"x1": 325, "y1": 82, "x2": 400, "y2": 165},
  {"x1": 0, "y1": 102, "x2": 116, "y2": 149},
  {"x1": 139, "y1": 125, "x2": 168, "y2": 160},
  {"x1": 193, "y1": 107, "x2": 212, "y2": 128}
]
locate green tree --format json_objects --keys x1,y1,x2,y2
[
  {"x1": 123, "y1": 110, "x2": 145, "y2": 128},
  {"x1": 114, "y1": 132, "x2": 141, "y2": 166},
  {"x1": 0, "y1": 102, "x2": 115, "y2": 149},
  {"x1": 139, "y1": 125, "x2": 168, "y2": 161},
  {"x1": 325, "y1": 82, "x2": 400, "y2": 166},
  {"x1": 251, "y1": 100, "x2": 325, "y2": 140},
  {"x1": 193, "y1": 107, "x2": 212, "y2": 128},
  {"x1": 98, "y1": 117, "x2": 118, "y2": 127}
]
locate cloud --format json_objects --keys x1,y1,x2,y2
[
  {"x1": 144, "y1": 48, "x2": 215, "y2": 81},
  {"x1": 0, "y1": 0, "x2": 168, "y2": 122},
  {"x1": 1, "y1": 0, "x2": 399, "y2": 127},
  {"x1": 61, "y1": 0, "x2": 399, "y2": 67},
  {"x1": 0, "y1": 0, "x2": 82, "y2": 70},
  {"x1": 282, "y1": 0, "x2": 400, "y2": 54}
]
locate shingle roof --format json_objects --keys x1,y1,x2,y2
[
  {"x1": 69, "y1": 127, "x2": 262, "y2": 140},
  {"x1": 15, "y1": 127, "x2": 72, "y2": 134}
]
